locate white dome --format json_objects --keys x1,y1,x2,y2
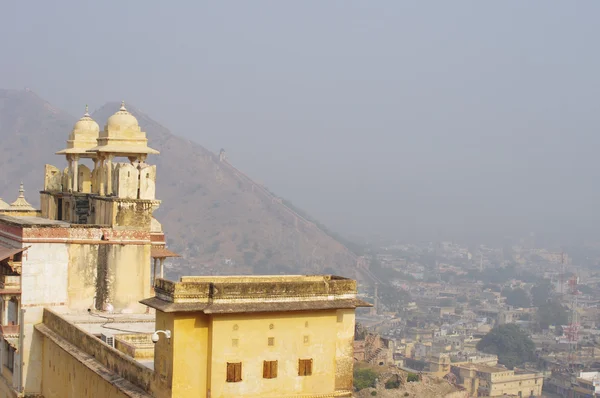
[{"x1": 105, "y1": 101, "x2": 139, "y2": 132}]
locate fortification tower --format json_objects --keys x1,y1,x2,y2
[
  {"x1": 47, "y1": 102, "x2": 160, "y2": 226},
  {"x1": 39, "y1": 102, "x2": 168, "y2": 312}
]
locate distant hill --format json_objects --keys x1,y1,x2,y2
[{"x1": 0, "y1": 89, "x2": 360, "y2": 278}]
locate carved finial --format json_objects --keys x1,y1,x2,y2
[
  {"x1": 120, "y1": 100, "x2": 126, "y2": 111},
  {"x1": 18, "y1": 182, "x2": 24, "y2": 197},
  {"x1": 84, "y1": 104, "x2": 90, "y2": 117}
]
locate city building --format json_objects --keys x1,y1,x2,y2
[
  {"x1": 573, "y1": 371, "x2": 600, "y2": 398},
  {"x1": 451, "y1": 363, "x2": 543, "y2": 397},
  {"x1": 0, "y1": 103, "x2": 369, "y2": 397}
]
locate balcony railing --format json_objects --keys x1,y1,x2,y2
[
  {"x1": 0, "y1": 275, "x2": 20, "y2": 290},
  {"x1": 0, "y1": 324, "x2": 19, "y2": 336}
]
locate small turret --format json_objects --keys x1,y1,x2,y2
[{"x1": 9, "y1": 183, "x2": 35, "y2": 211}]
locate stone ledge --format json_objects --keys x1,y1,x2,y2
[{"x1": 35, "y1": 324, "x2": 152, "y2": 398}]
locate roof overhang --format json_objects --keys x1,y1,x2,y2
[
  {"x1": 86, "y1": 145, "x2": 160, "y2": 155},
  {"x1": 140, "y1": 297, "x2": 372, "y2": 313},
  {"x1": 0, "y1": 246, "x2": 28, "y2": 262},
  {"x1": 151, "y1": 247, "x2": 181, "y2": 258}
]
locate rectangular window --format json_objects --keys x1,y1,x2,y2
[
  {"x1": 6, "y1": 346, "x2": 14, "y2": 372},
  {"x1": 298, "y1": 358, "x2": 313, "y2": 376},
  {"x1": 268, "y1": 337, "x2": 274, "y2": 346},
  {"x1": 226, "y1": 362, "x2": 242, "y2": 382},
  {"x1": 263, "y1": 360, "x2": 278, "y2": 379}
]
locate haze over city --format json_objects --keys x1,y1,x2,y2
[{"x1": 2, "y1": 1, "x2": 600, "y2": 244}]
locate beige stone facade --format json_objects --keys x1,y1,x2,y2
[
  {"x1": 451, "y1": 363, "x2": 544, "y2": 397},
  {"x1": 142, "y1": 275, "x2": 369, "y2": 398},
  {"x1": 0, "y1": 102, "x2": 367, "y2": 398},
  {"x1": 0, "y1": 103, "x2": 169, "y2": 396}
]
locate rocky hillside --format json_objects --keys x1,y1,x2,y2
[{"x1": 0, "y1": 89, "x2": 359, "y2": 277}]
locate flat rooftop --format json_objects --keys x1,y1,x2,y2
[
  {"x1": 142, "y1": 274, "x2": 372, "y2": 313},
  {"x1": 0, "y1": 214, "x2": 70, "y2": 226},
  {"x1": 61, "y1": 312, "x2": 156, "y2": 336}
]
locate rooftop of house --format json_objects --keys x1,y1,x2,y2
[
  {"x1": 37, "y1": 309, "x2": 158, "y2": 377},
  {"x1": 455, "y1": 363, "x2": 510, "y2": 373},
  {"x1": 141, "y1": 274, "x2": 372, "y2": 313},
  {"x1": 60, "y1": 311, "x2": 156, "y2": 335},
  {"x1": 0, "y1": 215, "x2": 68, "y2": 227}
]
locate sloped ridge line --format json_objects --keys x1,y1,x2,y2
[{"x1": 221, "y1": 158, "x2": 357, "y2": 260}]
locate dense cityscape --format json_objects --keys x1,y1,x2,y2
[{"x1": 350, "y1": 237, "x2": 600, "y2": 396}]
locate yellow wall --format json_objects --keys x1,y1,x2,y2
[
  {"x1": 488, "y1": 375, "x2": 543, "y2": 397},
  {"x1": 40, "y1": 336, "x2": 133, "y2": 398},
  {"x1": 209, "y1": 311, "x2": 338, "y2": 398},
  {"x1": 106, "y1": 244, "x2": 151, "y2": 313},
  {"x1": 154, "y1": 311, "x2": 211, "y2": 398},
  {"x1": 153, "y1": 309, "x2": 355, "y2": 398},
  {"x1": 67, "y1": 243, "x2": 151, "y2": 313},
  {"x1": 334, "y1": 309, "x2": 355, "y2": 391},
  {"x1": 36, "y1": 309, "x2": 156, "y2": 398},
  {"x1": 67, "y1": 244, "x2": 99, "y2": 311}
]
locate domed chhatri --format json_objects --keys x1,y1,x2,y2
[
  {"x1": 55, "y1": 105, "x2": 100, "y2": 157},
  {"x1": 74, "y1": 105, "x2": 100, "y2": 134},
  {"x1": 53, "y1": 101, "x2": 159, "y2": 196},
  {"x1": 89, "y1": 101, "x2": 159, "y2": 156},
  {"x1": 9, "y1": 183, "x2": 35, "y2": 211},
  {"x1": 105, "y1": 101, "x2": 140, "y2": 132}
]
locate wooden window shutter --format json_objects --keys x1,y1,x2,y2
[
  {"x1": 299, "y1": 359, "x2": 313, "y2": 376},
  {"x1": 226, "y1": 363, "x2": 235, "y2": 382},
  {"x1": 263, "y1": 361, "x2": 270, "y2": 378},
  {"x1": 271, "y1": 361, "x2": 278, "y2": 378},
  {"x1": 227, "y1": 362, "x2": 242, "y2": 382},
  {"x1": 263, "y1": 361, "x2": 278, "y2": 379},
  {"x1": 234, "y1": 362, "x2": 242, "y2": 382}
]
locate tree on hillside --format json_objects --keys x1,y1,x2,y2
[
  {"x1": 537, "y1": 299, "x2": 569, "y2": 334},
  {"x1": 476, "y1": 324, "x2": 536, "y2": 369},
  {"x1": 531, "y1": 281, "x2": 553, "y2": 307},
  {"x1": 502, "y1": 287, "x2": 531, "y2": 308},
  {"x1": 353, "y1": 368, "x2": 378, "y2": 390}
]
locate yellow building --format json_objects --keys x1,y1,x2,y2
[
  {"x1": 0, "y1": 102, "x2": 368, "y2": 397},
  {"x1": 451, "y1": 363, "x2": 543, "y2": 397},
  {"x1": 141, "y1": 275, "x2": 368, "y2": 398}
]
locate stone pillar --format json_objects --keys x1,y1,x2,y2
[
  {"x1": 160, "y1": 258, "x2": 165, "y2": 279},
  {"x1": 106, "y1": 155, "x2": 114, "y2": 195},
  {"x1": 153, "y1": 257, "x2": 158, "y2": 284},
  {"x1": 15, "y1": 296, "x2": 20, "y2": 325},
  {"x1": 72, "y1": 155, "x2": 79, "y2": 193},
  {"x1": 98, "y1": 157, "x2": 105, "y2": 196},
  {"x1": 1, "y1": 297, "x2": 8, "y2": 325},
  {"x1": 66, "y1": 155, "x2": 73, "y2": 192}
]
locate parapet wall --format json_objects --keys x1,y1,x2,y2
[
  {"x1": 154, "y1": 275, "x2": 358, "y2": 304},
  {"x1": 115, "y1": 334, "x2": 155, "y2": 360},
  {"x1": 36, "y1": 309, "x2": 156, "y2": 395}
]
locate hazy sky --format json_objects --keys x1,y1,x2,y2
[{"x1": 1, "y1": 1, "x2": 600, "y2": 243}]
